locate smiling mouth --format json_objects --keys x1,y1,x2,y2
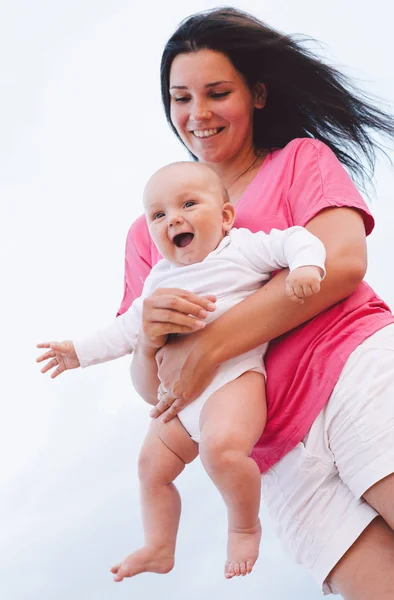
[
  {"x1": 192, "y1": 127, "x2": 225, "y2": 139},
  {"x1": 173, "y1": 233, "x2": 194, "y2": 248}
]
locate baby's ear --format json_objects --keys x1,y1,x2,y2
[{"x1": 222, "y1": 202, "x2": 236, "y2": 232}]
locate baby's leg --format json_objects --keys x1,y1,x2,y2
[
  {"x1": 199, "y1": 371, "x2": 267, "y2": 579},
  {"x1": 111, "y1": 416, "x2": 198, "y2": 582}
]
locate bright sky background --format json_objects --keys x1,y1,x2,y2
[{"x1": 1, "y1": 1, "x2": 394, "y2": 599}]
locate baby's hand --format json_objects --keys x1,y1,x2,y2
[
  {"x1": 285, "y1": 266, "x2": 323, "y2": 304},
  {"x1": 36, "y1": 340, "x2": 80, "y2": 379}
]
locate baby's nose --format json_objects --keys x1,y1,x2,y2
[{"x1": 168, "y1": 214, "x2": 184, "y2": 226}]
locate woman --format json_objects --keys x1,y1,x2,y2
[{"x1": 118, "y1": 8, "x2": 394, "y2": 598}]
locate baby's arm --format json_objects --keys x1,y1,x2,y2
[
  {"x1": 36, "y1": 297, "x2": 143, "y2": 378},
  {"x1": 73, "y1": 298, "x2": 142, "y2": 368},
  {"x1": 237, "y1": 227, "x2": 326, "y2": 304},
  {"x1": 276, "y1": 227, "x2": 326, "y2": 303}
]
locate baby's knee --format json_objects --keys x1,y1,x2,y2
[{"x1": 200, "y1": 432, "x2": 242, "y2": 472}]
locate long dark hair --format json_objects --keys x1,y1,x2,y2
[{"x1": 160, "y1": 6, "x2": 394, "y2": 186}]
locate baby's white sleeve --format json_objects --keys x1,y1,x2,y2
[
  {"x1": 237, "y1": 227, "x2": 326, "y2": 276},
  {"x1": 73, "y1": 297, "x2": 143, "y2": 368}
]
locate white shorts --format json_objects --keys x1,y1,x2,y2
[
  {"x1": 178, "y1": 345, "x2": 266, "y2": 442},
  {"x1": 261, "y1": 323, "x2": 394, "y2": 595}
]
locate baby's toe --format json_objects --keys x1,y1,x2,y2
[
  {"x1": 113, "y1": 566, "x2": 126, "y2": 582},
  {"x1": 225, "y1": 561, "x2": 235, "y2": 579}
]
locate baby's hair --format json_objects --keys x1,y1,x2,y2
[{"x1": 154, "y1": 161, "x2": 230, "y2": 205}]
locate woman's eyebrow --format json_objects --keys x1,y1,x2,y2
[
  {"x1": 170, "y1": 80, "x2": 233, "y2": 90},
  {"x1": 205, "y1": 80, "x2": 233, "y2": 88}
]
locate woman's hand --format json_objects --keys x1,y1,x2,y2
[
  {"x1": 36, "y1": 341, "x2": 80, "y2": 378},
  {"x1": 150, "y1": 329, "x2": 219, "y2": 422},
  {"x1": 141, "y1": 288, "x2": 216, "y2": 350}
]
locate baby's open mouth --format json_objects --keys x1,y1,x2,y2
[{"x1": 173, "y1": 233, "x2": 194, "y2": 248}]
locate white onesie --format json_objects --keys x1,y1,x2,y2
[{"x1": 74, "y1": 226, "x2": 326, "y2": 442}]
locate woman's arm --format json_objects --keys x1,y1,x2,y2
[{"x1": 153, "y1": 206, "x2": 367, "y2": 420}]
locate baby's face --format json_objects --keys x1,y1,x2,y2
[{"x1": 143, "y1": 164, "x2": 234, "y2": 266}]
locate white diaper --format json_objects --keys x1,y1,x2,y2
[{"x1": 178, "y1": 345, "x2": 267, "y2": 442}]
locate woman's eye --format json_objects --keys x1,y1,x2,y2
[
  {"x1": 211, "y1": 91, "x2": 230, "y2": 99},
  {"x1": 184, "y1": 201, "x2": 196, "y2": 208},
  {"x1": 173, "y1": 96, "x2": 190, "y2": 103}
]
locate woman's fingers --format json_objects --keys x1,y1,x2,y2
[
  {"x1": 141, "y1": 289, "x2": 217, "y2": 339},
  {"x1": 145, "y1": 308, "x2": 207, "y2": 330},
  {"x1": 146, "y1": 289, "x2": 216, "y2": 317},
  {"x1": 150, "y1": 392, "x2": 173, "y2": 418},
  {"x1": 151, "y1": 384, "x2": 181, "y2": 419},
  {"x1": 150, "y1": 393, "x2": 183, "y2": 421},
  {"x1": 160, "y1": 401, "x2": 182, "y2": 422}
]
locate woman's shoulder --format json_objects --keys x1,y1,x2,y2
[
  {"x1": 271, "y1": 137, "x2": 336, "y2": 164},
  {"x1": 279, "y1": 139, "x2": 374, "y2": 232},
  {"x1": 270, "y1": 137, "x2": 360, "y2": 194}
]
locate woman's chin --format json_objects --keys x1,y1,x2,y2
[{"x1": 191, "y1": 147, "x2": 229, "y2": 164}]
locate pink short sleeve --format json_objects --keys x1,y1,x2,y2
[
  {"x1": 117, "y1": 215, "x2": 152, "y2": 316},
  {"x1": 286, "y1": 139, "x2": 374, "y2": 233}
]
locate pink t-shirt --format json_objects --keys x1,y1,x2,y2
[{"x1": 118, "y1": 138, "x2": 394, "y2": 472}]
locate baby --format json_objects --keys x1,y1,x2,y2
[{"x1": 37, "y1": 162, "x2": 326, "y2": 581}]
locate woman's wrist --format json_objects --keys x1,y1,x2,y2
[{"x1": 190, "y1": 323, "x2": 225, "y2": 368}]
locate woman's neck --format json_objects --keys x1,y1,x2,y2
[{"x1": 203, "y1": 148, "x2": 267, "y2": 205}]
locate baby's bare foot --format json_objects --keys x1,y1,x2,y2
[
  {"x1": 110, "y1": 545, "x2": 174, "y2": 582},
  {"x1": 224, "y1": 520, "x2": 262, "y2": 579}
]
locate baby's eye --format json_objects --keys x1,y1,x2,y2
[
  {"x1": 153, "y1": 212, "x2": 165, "y2": 220},
  {"x1": 184, "y1": 201, "x2": 196, "y2": 208}
]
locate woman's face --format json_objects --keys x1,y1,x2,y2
[{"x1": 169, "y1": 49, "x2": 261, "y2": 165}]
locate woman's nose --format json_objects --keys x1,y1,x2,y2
[{"x1": 190, "y1": 101, "x2": 213, "y2": 122}]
